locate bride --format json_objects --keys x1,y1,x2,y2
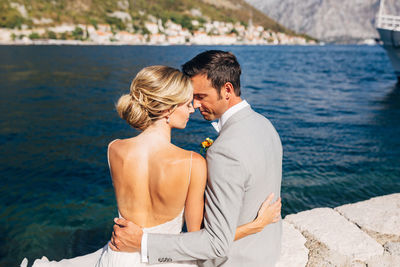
[{"x1": 23, "y1": 66, "x2": 281, "y2": 267}]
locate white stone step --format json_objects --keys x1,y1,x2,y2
[
  {"x1": 275, "y1": 221, "x2": 309, "y2": 267},
  {"x1": 285, "y1": 207, "x2": 383, "y2": 263},
  {"x1": 335, "y1": 193, "x2": 400, "y2": 244},
  {"x1": 365, "y1": 254, "x2": 400, "y2": 267}
]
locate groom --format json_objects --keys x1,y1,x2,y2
[{"x1": 111, "y1": 50, "x2": 282, "y2": 266}]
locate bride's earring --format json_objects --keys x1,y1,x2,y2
[{"x1": 166, "y1": 116, "x2": 170, "y2": 124}]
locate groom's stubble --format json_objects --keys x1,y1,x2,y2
[{"x1": 192, "y1": 74, "x2": 239, "y2": 121}]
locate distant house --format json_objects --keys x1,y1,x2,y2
[
  {"x1": 145, "y1": 23, "x2": 159, "y2": 34},
  {"x1": 149, "y1": 33, "x2": 166, "y2": 44}
]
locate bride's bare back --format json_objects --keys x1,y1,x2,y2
[{"x1": 108, "y1": 135, "x2": 206, "y2": 230}]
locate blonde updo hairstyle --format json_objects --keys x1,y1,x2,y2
[{"x1": 117, "y1": 65, "x2": 193, "y2": 130}]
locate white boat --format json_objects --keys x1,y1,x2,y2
[{"x1": 376, "y1": 0, "x2": 400, "y2": 80}]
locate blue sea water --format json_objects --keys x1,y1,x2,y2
[{"x1": 0, "y1": 45, "x2": 399, "y2": 266}]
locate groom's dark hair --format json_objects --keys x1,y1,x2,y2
[{"x1": 182, "y1": 50, "x2": 241, "y2": 97}]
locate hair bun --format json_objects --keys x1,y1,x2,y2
[{"x1": 116, "y1": 94, "x2": 152, "y2": 130}]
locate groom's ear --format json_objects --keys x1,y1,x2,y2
[{"x1": 222, "y1": 82, "x2": 234, "y2": 100}]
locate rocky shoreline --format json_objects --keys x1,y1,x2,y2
[{"x1": 276, "y1": 193, "x2": 400, "y2": 267}]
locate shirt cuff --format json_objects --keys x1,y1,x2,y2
[{"x1": 141, "y1": 232, "x2": 148, "y2": 263}]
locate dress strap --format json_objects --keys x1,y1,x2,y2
[
  {"x1": 188, "y1": 151, "x2": 193, "y2": 184},
  {"x1": 107, "y1": 139, "x2": 119, "y2": 169},
  {"x1": 108, "y1": 139, "x2": 119, "y2": 210}
]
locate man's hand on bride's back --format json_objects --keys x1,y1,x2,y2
[{"x1": 109, "y1": 218, "x2": 143, "y2": 252}]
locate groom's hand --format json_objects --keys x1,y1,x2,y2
[{"x1": 109, "y1": 218, "x2": 143, "y2": 252}]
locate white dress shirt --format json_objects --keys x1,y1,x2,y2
[{"x1": 141, "y1": 100, "x2": 250, "y2": 262}]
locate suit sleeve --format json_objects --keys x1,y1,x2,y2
[{"x1": 147, "y1": 146, "x2": 248, "y2": 263}]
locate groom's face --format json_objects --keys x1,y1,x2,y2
[{"x1": 192, "y1": 74, "x2": 227, "y2": 121}]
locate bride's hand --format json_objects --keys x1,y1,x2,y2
[
  {"x1": 109, "y1": 218, "x2": 143, "y2": 252},
  {"x1": 234, "y1": 193, "x2": 282, "y2": 241},
  {"x1": 254, "y1": 193, "x2": 281, "y2": 231}
]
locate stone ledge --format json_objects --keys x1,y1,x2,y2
[
  {"x1": 335, "y1": 193, "x2": 400, "y2": 245},
  {"x1": 385, "y1": 242, "x2": 400, "y2": 256},
  {"x1": 276, "y1": 194, "x2": 400, "y2": 266},
  {"x1": 285, "y1": 207, "x2": 383, "y2": 263},
  {"x1": 276, "y1": 221, "x2": 308, "y2": 267}
]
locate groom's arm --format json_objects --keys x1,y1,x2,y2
[
  {"x1": 111, "y1": 145, "x2": 248, "y2": 263},
  {"x1": 145, "y1": 146, "x2": 248, "y2": 263}
]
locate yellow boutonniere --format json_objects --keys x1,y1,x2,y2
[{"x1": 200, "y1": 137, "x2": 214, "y2": 155}]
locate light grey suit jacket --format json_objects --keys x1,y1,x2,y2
[{"x1": 147, "y1": 106, "x2": 282, "y2": 266}]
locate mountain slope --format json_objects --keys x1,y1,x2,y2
[
  {"x1": 0, "y1": 0, "x2": 296, "y2": 35},
  {"x1": 244, "y1": 0, "x2": 400, "y2": 43}
]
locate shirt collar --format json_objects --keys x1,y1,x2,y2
[{"x1": 211, "y1": 100, "x2": 249, "y2": 133}]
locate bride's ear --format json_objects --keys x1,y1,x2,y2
[{"x1": 163, "y1": 109, "x2": 173, "y2": 123}]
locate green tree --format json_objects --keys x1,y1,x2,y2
[
  {"x1": 142, "y1": 26, "x2": 150, "y2": 35},
  {"x1": 60, "y1": 32, "x2": 68, "y2": 40},
  {"x1": 133, "y1": 24, "x2": 140, "y2": 33},
  {"x1": 180, "y1": 15, "x2": 193, "y2": 31},
  {"x1": 198, "y1": 17, "x2": 206, "y2": 24},
  {"x1": 47, "y1": 31, "x2": 57, "y2": 39},
  {"x1": 29, "y1": 32, "x2": 41, "y2": 40},
  {"x1": 170, "y1": 13, "x2": 194, "y2": 31},
  {"x1": 85, "y1": 26, "x2": 90, "y2": 39},
  {"x1": 72, "y1": 27, "x2": 84, "y2": 40},
  {"x1": 230, "y1": 28, "x2": 238, "y2": 35},
  {"x1": 90, "y1": 18, "x2": 98, "y2": 30},
  {"x1": 105, "y1": 16, "x2": 126, "y2": 31}
]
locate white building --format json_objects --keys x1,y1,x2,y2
[
  {"x1": 167, "y1": 35, "x2": 186, "y2": 44},
  {"x1": 191, "y1": 31, "x2": 212, "y2": 45},
  {"x1": 145, "y1": 22, "x2": 159, "y2": 34},
  {"x1": 149, "y1": 33, "x2": 166, "y2": 44}
]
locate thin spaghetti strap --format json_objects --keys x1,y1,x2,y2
[
  {"x1": 107, "y1": 139, "x2": 119, "y2": 169},
  {"x1": 188, "y1": 151, "x2": 193, "y2": 184}
]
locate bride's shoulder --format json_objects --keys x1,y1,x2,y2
[
  {"x1": 108, "y1": 138, "x2": 121, "y2": 147},
  {"x1": 107, "y1": 139, "x2": 124, "y2": 154},
  {"x1": 108, "y1": 137, "x2": 139, "y2": 150},
  {"x1": 191, "y1": 151, "x2": 205, "y2": 163},
  {"x1": 189, "y1": 152, "x2": 207, "y2": 184},
  {"x1": 185, "y1": 150, "x2": 206, "y2": 170},
  {"x1": 170, "y1": 145, "x2": 204, "y2": 160},
  {"x1": 107, "y1": 138, "x2": 139, "y2": 159}
]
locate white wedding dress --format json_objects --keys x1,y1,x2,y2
[
  {"x1": 21, "y1": 142, "x2": 197, "y2": 267},
  {"x1": 23, "y1": 210, "x2": 197, "y2": 267}
]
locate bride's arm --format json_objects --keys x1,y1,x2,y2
[
  {"x1": 184, "y1": 153, "x2": 207, "y2": 232},
  {"x1": 234, "y1": 194, "x2": 281, "y2": 241}
]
